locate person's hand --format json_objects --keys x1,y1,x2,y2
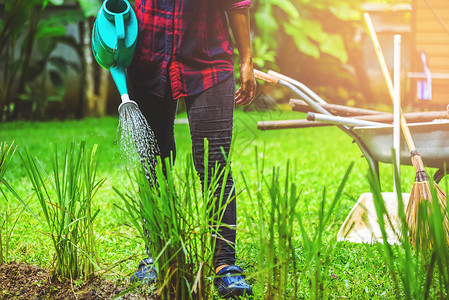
[{"x1": 235, "y1": 62, "x2": 256, "y2": 106}]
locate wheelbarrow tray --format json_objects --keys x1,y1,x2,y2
[{"x1": 353, "y1": 121, "x2": 449, "y2": 169}]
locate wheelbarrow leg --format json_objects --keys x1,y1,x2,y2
[
  {"x1": 373, "y1": 160, "x2": 380, "y2": 182},
  {"x1": 434, "y1": 168, "x2": 447, "y2": 184},
  {"x1": 348, "y1": 132, "x2": 381, "y2": 188},
  {"x1": 368, "y1": 159, "x2": 381, "y2": 189}
]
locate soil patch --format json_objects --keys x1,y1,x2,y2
[{"x1": 0, "y1": 262, "x2": 155, "y2": 299}]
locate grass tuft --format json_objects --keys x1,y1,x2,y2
[
  {"x1": 20, "y1": 141, "x2": 105, "y2": 280},
  {"x1": 369, "y1": 150, "x2": 449, "y2": 299},
  {"x1": 115, "y1": 140, "x2": 232, "y2": 299}
]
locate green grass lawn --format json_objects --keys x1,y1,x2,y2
[{"x1": 0, "y1": 107, "x2": 435, "y2": 298}]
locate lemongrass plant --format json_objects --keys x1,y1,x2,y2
[
  {"x1": 0, "y1": 142, "x2": 16, "y2": 184},
  {"x1": 240, "y1": 148, "x2": 354, "y2": 299},
  {"x1": 241, "y1": 161, "x2": 301, "y2": 298},
  {"x1": 296, "y1": 162, "x2": 354, "y2": 300},
  {"x1": 116, "y1": 140, "x2": 231, "y2": 299},
  {"x1": 20, "y1": 141, "x2": 105, "y2": 280},
  {"x1": 1, "y1": 141, "x2": 42, "y2": 266},
  {"x1": 0, "y1": 141, "x2": 16, "y2": 265},
  {"x1": 0, "y1": 141, "x2": 22, "y2": 265}
]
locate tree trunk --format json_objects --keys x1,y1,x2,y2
[
  {"x1": 82, "y1": 19, "x2": 109, "y2": 117},
  {"x1": 13, "y1": 6, "x2": 41, "y2": 120},
  {"x1": 76, "y1": 21, "x2": 86, "y2": 119},
  {"x1": 98, "y1": 66, "x2": 109, "y2": 116},
  {"x1": 83, "y1": 19, "x2": 96, "y2": 116}
]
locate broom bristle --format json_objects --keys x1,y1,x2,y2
[
  {"x1": 406, "y1": 152, "x2": 449, "y2": 248},
  {"x1": 406, "y1": 179, "x2": 449, "y2": 248},
  {"x1": 435, "y1": 182, "x2": 449, "y2": 242}
]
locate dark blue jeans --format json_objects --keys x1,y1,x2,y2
[{"x1": 129, "y1": 74, "x2": 237, "y2": 268}]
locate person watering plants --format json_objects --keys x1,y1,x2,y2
[{"x1": 126, "y1": 0, "x2": 256, "y2": 298}]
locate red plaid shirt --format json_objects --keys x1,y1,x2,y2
[{"x1": 128, "y1": 0, "x2": 251, "y2": 99}]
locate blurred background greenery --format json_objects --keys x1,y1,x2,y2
[{"x1": 0, "y1": 0, "x2": 426, "y2": 122}]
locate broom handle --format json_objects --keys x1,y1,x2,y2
[{"x1": 364, "y1": 13, "x2": 417, "y2": 153}]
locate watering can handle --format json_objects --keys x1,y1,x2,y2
[{"x1": 115, "y1": 14, "x2": 125, "y2": 48}]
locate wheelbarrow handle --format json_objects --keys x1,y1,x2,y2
[
  {"x1": 268, "y1": 70, "x2": 327, "y2": 105},
  {"x1": 257, "y1": 119, "x2": 331, "y2": 130},
  {"x1": 255, "y1": 70, "x2": 379, "y2": 173},
  {"x1": 307, "y1": 112, "x2": 384, "y2": 127},
  {"x1": 254, "y1": 69, "x2": 279, "y2": 84}
]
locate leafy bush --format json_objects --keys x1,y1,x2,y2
[{"x1": 0, "y1": 0, "x2": 101, "y2": 121}]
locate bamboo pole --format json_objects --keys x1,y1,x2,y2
[{"x1": 393, "y1": 34, "x2": 401, "y2": 192}]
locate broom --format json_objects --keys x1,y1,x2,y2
[{"x1": 364, "y1": 13, "x2": 448, "y2": 247}]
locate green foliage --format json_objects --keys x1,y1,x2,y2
[
  {"x1": 0, "y1": 0, "x2": 85, "y2": 121},
  {"x1": 251, "y1": 36, "x2": 277, "y2": 69},
  {"x1": 252, "y1": 0, "x2": 361, "y2": 65},
  {"x1": 20, "y1": 141, "x2": 105, "y2": 280},
  {"x1": 250, "y1": 0, "x2": 368, "y2": 104},
  {"x1": 77, "y1": 0, "x2": 102, "y2": 17}
]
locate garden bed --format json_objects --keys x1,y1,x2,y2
[
  {"x1": 0, "y1": 262, "x2": 153, "y2": 299},
  {"x1": 2, "y1": 113, "x2": 448, "y2": 298}
]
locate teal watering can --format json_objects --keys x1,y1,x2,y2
[{"x1": 92, "y1": 0, "x2": 138, "y2": 112}]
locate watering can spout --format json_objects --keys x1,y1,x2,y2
[
  {"x1": 118, "y1": 94, "x2": 138, "y2": 114},
  {"x1": 110, "y1": 66, "x2": 127, "y2": 96},
  {"x1": 110, "y1": 66, "x2": 138, "y2": 113}
]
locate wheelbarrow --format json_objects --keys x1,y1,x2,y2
[
  {"x1": 254, "y1": 69, "x2": 449, "y2": 244},
  {"x1": 254, "y1": 69, "x2": 449, "y2": 182}
]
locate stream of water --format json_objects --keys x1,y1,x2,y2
[{"x1": 117, "y1": 103, "x2": 160, "y2": 182}]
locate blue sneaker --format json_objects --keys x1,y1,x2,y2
[
  {"x1": 214, "y1": 265, "x2": 253, "y2": 299},
  {"x1": 130, "y1": 257, "x2": 157, "y2": 284}
]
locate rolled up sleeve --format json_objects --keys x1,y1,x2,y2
[{"x1": 223, "y1": 0, "x2": 251, "y2": 11}]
